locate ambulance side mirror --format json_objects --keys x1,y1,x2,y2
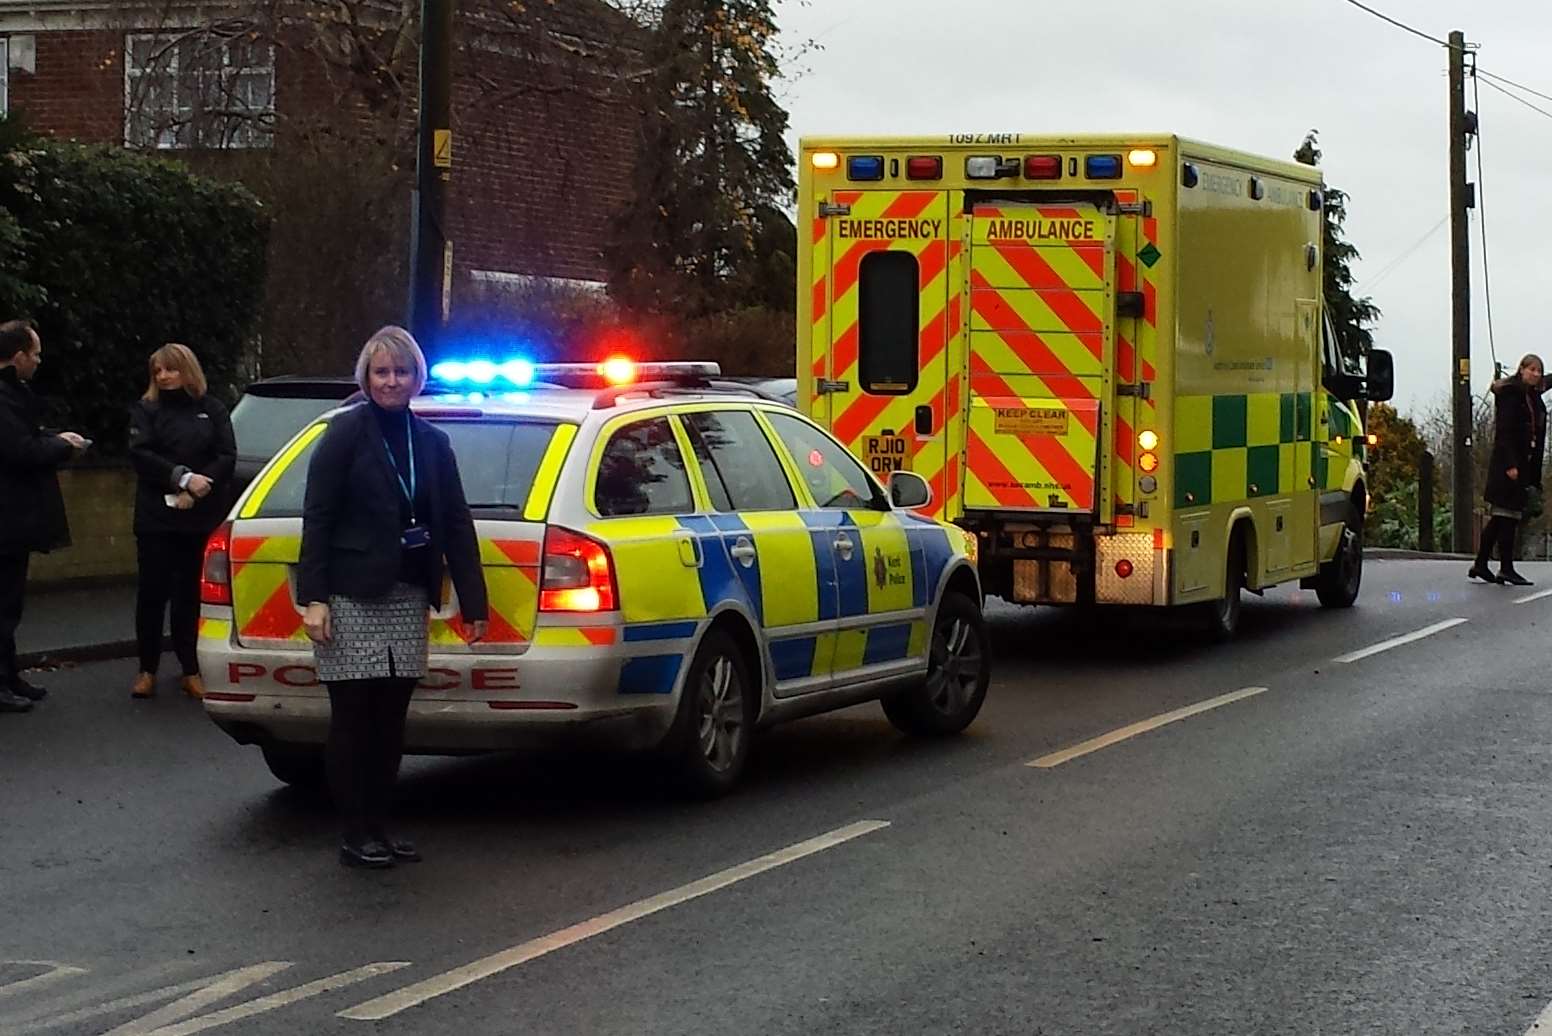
[
  {"x1": 1366, "y1": 349, "x2": 1395, "y2": 403},
  {"x1": 889, "y1": 471, "x2": 932, "y2": 510}
]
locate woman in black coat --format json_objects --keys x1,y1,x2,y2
[
  {"x1": 128, "y1": 344, "x2": 235, "y2": 699},
  {"x1": 298, "y1": 325, "x2": 488, "y2": 869},
  {"x1": 1471, "y1": 353, "x2": 1546, "y2": 587}
]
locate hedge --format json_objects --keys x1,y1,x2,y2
[{"x1": 0, "y1": 126, "x2": 268, "y2": 453}]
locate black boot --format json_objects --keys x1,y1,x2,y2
[
  {"x1": 1497, "y1": 519, "x2": 1531, "y2": 585},
  {"x1": 11, "y1": 677, "x2": 46, "y2": 701},
  {"x1": 1471, "y1": 517, "x2": 1502, "y2": 582},
  {"x1": 0, "y1": 687, "x2": 32, "y2": 713}
]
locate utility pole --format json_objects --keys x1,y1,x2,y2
[
  {"x1": 408, "y1": 0, "x2": 454, "y2": 359},
  {"x1": 1449, "y1": 30, "x2": 1476, "y2": 553}
]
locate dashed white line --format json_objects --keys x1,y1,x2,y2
[
  {"x1": 0, "y1": 962, "x2": 89, "y2": 1001},
  {"x1": 1515, "y1": 588, "x2": 1552, "y2": 605},
  {"x1": 1333, "y1": 618, "x2": 1469, "y2": 664},
  {"x1": 1027, "y1": 687, "x2": 1269, "y2": 769},
  {"x1": 339, "y1": 819, "x2": 891, "y2": 1021}
]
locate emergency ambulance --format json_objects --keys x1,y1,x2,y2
[
  {"x1": 797, "y1": 135, "x2": 1395, "y2": 635},
  {"x1": 197, "y1": 361, "x2": 986, "y2": 796}
]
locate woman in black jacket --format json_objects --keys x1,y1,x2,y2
[
  {"x1": 1471, "y1": 353, "x2": 1546, "y2": 587},
  {"x1": 128, "y1": 344, "x2": 235, "y2": 699},
  {"x1": 298, "y1": 325, "x2": 487, "y2": 869}
]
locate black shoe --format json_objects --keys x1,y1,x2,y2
[
  {"x1": 0, "y1": 688, "x2": 32, "y2": 713},
  {"x1": 1469, "y1": 565, "x2": 1502, "y2": 584},
  {"x1": 339, "y1": 839, "x2": 394, "y2": 869},
  {"x1": 11, "y1": 678, "x2": 46, "y2": 701},
  {"x1": 1500, "y1": 570, "x2": 1534, "y2": 587},
  {"x1": 369, "y1": 830, "x2": 421, "y2": 862}
]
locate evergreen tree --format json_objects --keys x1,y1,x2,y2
[
  {"x1": 610, "y1": 0, "x2": 796, "y2": 317},
  {"x1": 1295, "y1": 130, "x2": 1380, "y2": 362}
]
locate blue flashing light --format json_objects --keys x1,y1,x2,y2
[
  {"x1": 847, "y1": 155, "x2": 885, "y2": 181},
  {"x1": 430, "y1": 357, "x2": 535, "y2": 389},
  {"x1": 1085, "y1": 155, "x2": 1123, "y2": 179}
]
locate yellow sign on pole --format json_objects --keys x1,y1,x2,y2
[{"x1": 433, "y1": 129, "x2": 453, "y2": 169}]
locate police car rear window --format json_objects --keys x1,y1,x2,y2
[{"x1": 246, "y1": 418, "x2": 559, "y2": 518}]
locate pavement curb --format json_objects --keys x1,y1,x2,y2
[
  {"x1": 19, "y1": 639, "x2": 140, "y2": 670},
  {"x1": 1368, "y1": 549, "x2": 1475, "y2": 561}
]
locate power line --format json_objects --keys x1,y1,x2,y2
[
  {"x1": 1479, "y1": 77, "x2": 1552, "y2": 121},
  {"x1": 1472, "y1": 75, "x2": 1499, "y2": 374},
  {"x1": 1478, "y1": 68, "x2": 1552, "y2": 106},
  {"x1": 1357, "y1": 214, "x2": 1449, "y2": 291},
  {"x1": 1336, "y1": 0, "x2": 1449, "y2": 47}
]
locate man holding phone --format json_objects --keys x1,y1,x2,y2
[{"x1": 0, "y1": 320, "x2": 86, "y2": 712}]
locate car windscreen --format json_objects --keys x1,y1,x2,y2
[
  {"x1": 244, "y1": 418, "x2": 562, "y2": 518},
  {"x1": 231, "y1": 395, "x2": 350, "y2": 459}
]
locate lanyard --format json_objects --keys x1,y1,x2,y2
[{"x1": 381, "y1": 413, "x2": 416, "y2": 521}]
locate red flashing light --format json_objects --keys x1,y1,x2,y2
[
  {"x1": 540, "y1": 526, "x2": 618, "y2": 613},
  {"x1": 201, "y1": 521, "x2": 232, "y2": 606},
  {"x1": 1114, "y1": 559, "x2": 1135, "y2": 580},
  {"x1": 906, "y1": 155, "x2": 943, "y2": 180},
  {"x1": 597, "y1": 355, "x2": 636, "y2": 386},
  {"x1": 808, "y1": 449, "x2": 825, "y2": 468},
  {"x1": 1024, "y1": 154, "x2": 1062, "y2": 180}
]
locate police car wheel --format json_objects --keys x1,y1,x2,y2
[
  {"x1": 1315, "y1": 506, "x2": 1364, "y2": 609},
  {"x1": 883, "y1": 592, "x2": 988, "y2": 736},
  {"x1": 260, "y1": 744, "x2": 326, "y2": 791},
  {"x1": 669, "y1": 630, "x2": 753, "y2": 797}
]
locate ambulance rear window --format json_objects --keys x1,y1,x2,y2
[
  {"x1": 858, "y1": 250, "x2": 920, "y2": 395},
  {"x1": 245, "y1": 418, "x2": 559, "y2": 518}
]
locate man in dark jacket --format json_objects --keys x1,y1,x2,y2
[{"x1": 0, "y1": 320, "x2": 86, "y2": 711}]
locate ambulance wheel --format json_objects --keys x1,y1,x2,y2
[
  {"x1": 1315, "y1": 506, "x2": 1364, "y2": 609},
  {"x1": 1203, "y1": 532, "x2": 1246, "y2": 641},
  {"x1": 883, "y1": 592, "x2": 989, "y2": 736},
  {"x1": 667, "y1": 630, "x2": 753, "y2": 797},
  {"x1": 261, "y1": 744, "x2": 326, "y2": 791}
]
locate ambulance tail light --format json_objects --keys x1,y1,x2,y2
[
  {"x1": 540, "y1": 526, "x2": 618, "y2": 613},
  {"x1": 906, "y1": 156, "x2": 943, "y2": 180},
  {"x1": 201, "y1": 521, "x2": 233, "y2": 606},
  {"x1": 1023, "y1": 154, "x2": 1062, "y2": 180},
  {"x1": 1115, "y1": 559, "x2": 1135, "y2": 580}
]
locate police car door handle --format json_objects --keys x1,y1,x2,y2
[
  {"x1": 676, "y1": 534, "x2": 702, "y2": 568},
  {"x1": 729, "y1": 537, "x2": 757, "y2": 567},
  {"x1": 833, "y1": 533, "x2": 855, "y2": 560}
]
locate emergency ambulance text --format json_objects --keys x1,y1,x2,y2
[
  {"x1": 837, "y1": 218, "x2": 943, "y2": 240},
  {"x1": 985, "y1": 218, "x2": 1097, "y2": 242}
]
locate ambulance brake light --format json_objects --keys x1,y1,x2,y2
[
  {"x1": 811, "y1": 151, "x2": 840, "y2": 171},
  {"x1": 906, "y1": 156, "x2": 943, "y2": 180},
  {"x1": 201, "y1": 522, "x2": 232, "y2": 607},
  {"x1": 847, "y1": 155, "x2": 884, "y2": 181},
  {"x1": 1023, "y1": 155, "x2": 1062, "y2": 180},
  {"x1": 540, "y1": 526, "x2": 618, "y2": 613},
  {"x1": 1085, "y1": 155, "x2": 1123, "y2": 179}
]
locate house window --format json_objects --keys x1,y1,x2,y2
[{"x1": 125, "y1": 32, "x2": 275, "y2": 149}]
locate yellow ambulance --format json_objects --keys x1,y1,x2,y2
[{"x1": 797, "y1": 135, "x2": 1394, "y2": 636}]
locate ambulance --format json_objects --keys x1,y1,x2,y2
[{"x1": 797, "y1": 135, "x2": 1395, "y2": 636}]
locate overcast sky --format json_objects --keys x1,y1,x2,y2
[{"x1": 770, "y1": 0, "x2": 1552, "y2": 419}]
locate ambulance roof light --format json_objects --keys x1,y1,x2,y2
[
  {"x1": 1024, "y1": 154, "x2": 1062, "y2": 180},
  {"x1": 906, "y1": 155, "x2": 943, "y2": 181},
  {"x1": 1127, "y1": 148, "x2": 1158, "y2": 168},
  {"x1": 847, "y1": 155, "x2": 885, "y2": 181},
  {"x1": 966, "y1": 155, "x2": 1018, "y2": 180},
  {"x1": 811, "y1": 151, "x2": 840, "y2": 171},
  {"x1": 1086, "y1": 155, "x2": 1123, "y2": 179}
]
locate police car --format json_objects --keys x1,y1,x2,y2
[{"x1": 197, "y1": 360, "x2": 987, "y2": 795}]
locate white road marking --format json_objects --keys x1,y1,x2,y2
[
  {"x1": 1027, "y1": 687, "x2": 1269, "y2": 769},
  {"x1": 139, "y1": 962, "x2": 410, "y2": 1036},
  {"x1": 0, "y1": 961, "x2": 89, "y2": 1000},
  {"x1": 1524, "y1": 997, "x2": 1552, "y2": 1034},
  {"x1": 1333, "y1": 618, "x2": 1469, "y2": 664},
  {"x1": 1515, "y1": 588, "x2": 1552, "y2": 605},
  {"x1": 102, "y1": 963, "x2": 293, "y2": 1036},
  {"x1": 340, "y1": 819, "x2": 892, "y2": 1021}
]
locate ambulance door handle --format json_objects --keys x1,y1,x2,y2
[
  {"x1": 729, "y1": 537, "x2": 757, "y2": 568},
  {"x1": 914, "y1": 406, "x2": 933, "y2": 435},
  {"x1": 676, "y1": 534, "x2": 702, "y2": 568},
  {"x1": 833, "y1": 533, "x2": 855, "y2": 561}
]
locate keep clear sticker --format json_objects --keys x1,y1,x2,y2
[{"x1": 993, "y1": 407, "x2": 1070, "y2": 436}]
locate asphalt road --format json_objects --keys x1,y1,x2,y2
[{"x1": 5, "y1": 559, "x2": 1552, "y2": 1035}]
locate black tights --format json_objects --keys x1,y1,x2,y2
[
  {"x1": 136, "y1": 533, "x2": 205, "y2": 676},
  {"x1": 326, "y1": 678, "x2": 416, "y2": 844},
  {"x1": 1475, "y1": 515, "x2": 1522, "y2": 574}
]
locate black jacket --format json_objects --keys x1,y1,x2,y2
[
  {"x1": 1485, "y1": 378, "x2": 1547, "y2": 512},
  {"x1": 0, "y1": 366, "x2": 73, "y2": 555},
  {"x1": 297, "y1": 402, "x2": 487, "y2": 619},
  {"x1": 128, "y1": 390, "x2": 237, "y2": 537}
]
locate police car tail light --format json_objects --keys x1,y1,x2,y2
[
  {"x1": 540, "y1": 526, "x2": 618, "y2": 612},
  {"x1": 201, "y1": 522, "x2": 233, "y2": 606}
]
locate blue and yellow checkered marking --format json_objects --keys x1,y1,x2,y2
[{"x1": 768, "y1": 621, "x2": 927, "y2": 683}]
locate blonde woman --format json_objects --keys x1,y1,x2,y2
[
  {"x1": 127, "y1": 344, "x2": 235, "y2": 699},
  {"x1": 297, "y1": 326, "x2": 487, "y2": 869}
]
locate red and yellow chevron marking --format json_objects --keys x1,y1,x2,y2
[
  {"x1": 229, "y1": 533, "x2": 542, "y2": 647},
  {"x1": 966, "y1": 356, "x2": 1101, "y2": 511}
]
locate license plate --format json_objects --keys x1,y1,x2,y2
[{"x1": 862, "y1": 434, "x2": 912, "y2": 475}]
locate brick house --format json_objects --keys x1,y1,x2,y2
[{"x1": 0, "y1": 0, "x2": 643, "y2": 363}]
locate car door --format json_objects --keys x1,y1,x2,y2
[
  {"x1": 679, "y1": 406, "x2": 837, "y2": 697},
  {"x1": 759, "y1": 410, "x2": 928, "y2": 687}
]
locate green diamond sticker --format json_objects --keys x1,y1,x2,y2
[{"x1": 1138, "y1": 242, "x2": 1162, "y2": 268}]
